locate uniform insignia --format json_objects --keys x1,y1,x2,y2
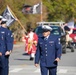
[
  {"x1": 49, "y1": 41, "x2": 54, "y2": 43},
  {"x1": 1, "y1": 32, "x2": 5, "y2": 33},
  {"x1": 49, "y1": 41, "x2": 54, "y2": 46}
]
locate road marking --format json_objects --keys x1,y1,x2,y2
[
  {"x1": 34, "y1": 69, "x2": 40, "y2": 73},
  {"x1": 35, "y1": 68, "x2": 68, "y2": 74},
  {"x1": 58, "y1": 69, "x2": 68, "y2": 73},
  {"x1": 9, "y1": 65, "x2": 76, "y2": 74},
  {"x1": 10, "y1": 68, "x2": 23, "y2": 73}
]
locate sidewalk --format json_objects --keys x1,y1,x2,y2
[{"x1": 13, "y1": 42, "x2": 25, "y2": 48}]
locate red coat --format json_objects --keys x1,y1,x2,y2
[{"x1": 24, "y1": 32, "x2": 38, "y2": 54}]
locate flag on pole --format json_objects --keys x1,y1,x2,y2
[
  {"x1": 2, "y1": 6, "x2": 17, "y2": 26},
  {"x1": 22, "y1": 4, "x2": 32, "y2": 14},
  {"x1": 32, "y1": 3, "x2": 41, "y2": 14},
  {"x1": 67, "y1": 21, "x2": 74, "y2": 28},
  {"x1": 22, "y1": 3, "x2": 41, "y2": 14}
]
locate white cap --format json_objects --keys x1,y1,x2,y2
[
  {"x1": 0, "y1": 15, "x2": 3, "y2": 19},
  {"x1": 1, "y1": 18, "x2": 7, "y2": 24},
  {"x1": 42, "y1": 25, "x2": 52, "y2": 31},
  {"x1": 2, "y1": 18, "x2": 7, "y2": 22}
]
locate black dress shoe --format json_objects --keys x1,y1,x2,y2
[{"x1": 30, "y1": 57, "x2": 34, "y2": 60}]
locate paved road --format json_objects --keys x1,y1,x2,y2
[
  {"x1": 9, "y1": 43, "x2": 76, "y2": 75},
  {"x1": 9, "y1": 65, "x2": 76, "y2": 75}
]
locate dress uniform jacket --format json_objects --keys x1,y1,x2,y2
[
  {"x1": 35, "y1": 34, "x2": 62, "y2": 67},
  {"x1": 0, "y1": 26, "x2": 13, "y2": 54}
]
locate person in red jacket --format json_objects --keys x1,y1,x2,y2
[{"x1": 24, "y1": 28, "x2": 38, "y2": 60}]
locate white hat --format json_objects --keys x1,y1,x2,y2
[
  {"x1": 42, "y1": 25, "x2": 52, "y2": 32},
  {"x1": 2, "y1": 18, "x2": 7, "y2": 22},
  {"x1": 0, "y1": 15, "x2": 3, "y2": 19},
  {"x1": 1, "y1": 18, "x2": 7, "y2": 24}
]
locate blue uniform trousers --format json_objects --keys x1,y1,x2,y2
[
  {"x1": 0, "y1": 55, "x2": 9, "y2": 75},
  {"x1": 40, "y1": 66, "x2": 57, "y2": 75}
]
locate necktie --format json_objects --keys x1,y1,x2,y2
[{"x1": 44, "y1": 37, "x2": 47, "y2": 40}]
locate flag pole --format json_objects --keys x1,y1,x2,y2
[
  {"x1": 41, "y1": 1, "x2": 43, "y2": 22},
  {"x1": 7, "y1": 5, "x2": 26, "y2": 32}
]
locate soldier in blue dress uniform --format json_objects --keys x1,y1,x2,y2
[
  {"x1": 35, "y1": 25, "x2": 62, "y2": 75},
  {"x1": 0, "y1": 15, "x2": 3, "y2": 25},
  {"x1": 0, "y1": 18, "x2": 14, "y2": 75}
]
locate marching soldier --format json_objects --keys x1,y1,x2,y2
[
  {"x1": 1, "y1": 18, "x2": 14, "y2": 50},
  {"x1": 0, "y1": 18, "x2": 13, "y2": 75},
  {"x1": 35, "y1": 25, "x2": 62, "y2": 75}
]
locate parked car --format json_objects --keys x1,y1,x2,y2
[
  {"x1": 35, "y1": 22, "x2": 67, "y2": 53},
  {"x1": 35, "y1": 22, "x2": 74, "y2": 53}
]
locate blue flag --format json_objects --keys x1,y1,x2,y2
[{"x1": 2, "y1": 6, "x2": 17, "y2": 26}]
